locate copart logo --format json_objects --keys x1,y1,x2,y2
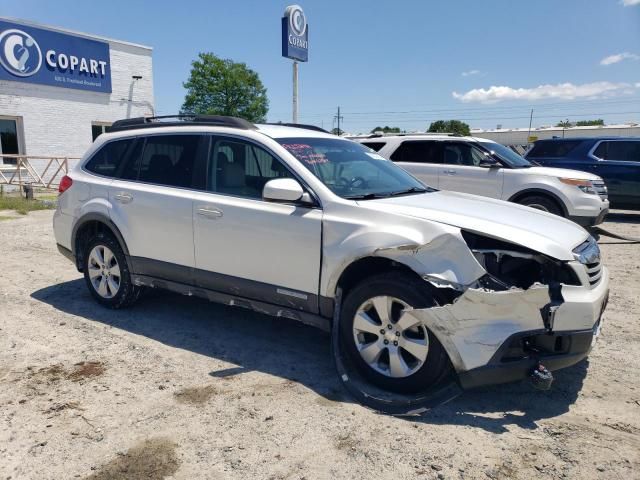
[
  {"x1": 0, "y1": 28, "x2": 42, "y2": 77},
  {"x1": 288, "y1": 5, "x2": 307, "y2": 36}
]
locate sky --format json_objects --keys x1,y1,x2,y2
[{"x1": 1, "y1": 0, "x2": 639, "y2": 133}]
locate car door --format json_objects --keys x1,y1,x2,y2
[
  {"x1": 389, "y1": 140, "x2": 442, "y2": 188},
  {"x1": 591, "y1": 140, "x2": 640, "y2": 208},
  {"x1": 109, "y1": 134, "x2": 204, "y2": 279},
  {"x1": 191, "y1": 135, "x2": 323, "y2": 312},
  {"x1": 437, "y1": 141, "x2": 504, "y2": 198}
]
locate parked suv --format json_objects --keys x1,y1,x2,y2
[
  {"x1": 525, "y1": 137, "x2": 640, "y2": 210},
  {"x1": 355, "y1": 134, "x2": 609, "y2": 226},
  {"x1": 54, "y1": 116, "x2": 609, "y2": 394}
]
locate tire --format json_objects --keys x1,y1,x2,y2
[
  {"x1": 82, "y1": 232, "x2": 141, "y2": 309},
  {"x1": 517, "y1": 194, "x2": 563, "y2": 216},
  {"x1": 339, "y1": 272, "x2": 451, "y2": 393}
]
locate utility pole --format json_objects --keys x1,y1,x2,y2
[
  {"x1": 527, "y1": 108, "x2": 533, "y2": 144},
  {"x1": 334, "y1": 106, "x2": 343, "y2": 135}
]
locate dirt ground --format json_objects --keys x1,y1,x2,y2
[{"x1": 1, "y1": 210, "x2": 639, "y2": 480}]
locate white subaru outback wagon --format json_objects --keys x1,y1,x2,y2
[{"x1": 54, "y1": 116, "x2": 609, "y2": 394}]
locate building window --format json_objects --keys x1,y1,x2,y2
[
  {"x1": 0, "y1": 117, "x2": 21, "y2": 165},
  {"x1": 92, "y1": 122, "x2": 112, "y2": 141}
]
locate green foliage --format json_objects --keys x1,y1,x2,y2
[
  {"x1": 331, "y1": 127, "x2": 343, "y2": 136},
  {"x1": 0, "y1": 196, "x2": 55, "y2": 215},
  {"x1": 427, "y1": 120, "x2": 471, "y2": 136},
  {"x1": 575, "y1": 119, "x2": 604, "y2": 127},
  {"x1": 370, "y1": 126, "x2": 401, "y2": 134},
  {"x1": 181, "y1": 53, "x2": 269, "y2": 122},
  {"x1": 556, "y1": 120, "x2": 572, "y2": 128}
]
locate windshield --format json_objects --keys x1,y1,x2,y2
[
  {"x1": 481, "y1": 142, "x2": 532, "y2": 168},
  {"x1": 277, "y1": 137, "x2": 432, "y2": 199}
]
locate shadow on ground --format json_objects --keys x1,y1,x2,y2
[
  {"x1": 605, "y1": 211, "x2": 640, "y2": 224},
  {"x1": 32, "y1": 279, "x2": 588, "y2": 433}
]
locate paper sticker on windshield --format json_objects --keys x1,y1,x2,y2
[
  {"x1": 365, "y1": 152, "x2": 386, "y2": 160},
  {"x1": 282, "y1": 143, "x2": 329, "y2": 164}
]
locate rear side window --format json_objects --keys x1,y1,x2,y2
[
  {"x1": 593, "y1": 141, "x2": 640, "y2": 162},
  {"x1": 121, "y1": 135, "x2": 200, "y2": 188},
  {"x1": 84, "y1": 139, "x2": 134, "y2": 177},
  {"x1": 390, "y1": 141, "x2": 442, "y2": 163},
  {"x1": 361, "y1": 142, "x2": 386, "y2": 152},
  {"x1": 527, "y1": 140, "x2": 581, "y2": 158}
]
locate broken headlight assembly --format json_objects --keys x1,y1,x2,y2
[{"x1": 461, "y1": 231, "x2": 580, "y2": 290}]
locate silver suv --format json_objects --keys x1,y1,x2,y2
[
  {"x1": 53, "y1": 116, "x2": 609, "y2": 393},
  {"x1": 353, "y1": 134, "x2": 609, "y2": 227}
]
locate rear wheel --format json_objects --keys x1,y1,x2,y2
[
  {"x1": 339, "y1": 273, "x2": 451, "y2": 393},
  {"x1": 517, "y1": 194, "x2": 563, "y2": 216},
  {"x1": 83, "y1": 233, "x2": 141, "y2": 309}
]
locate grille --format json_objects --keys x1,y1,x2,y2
[
  {"x1": 593, "y1": 180, "x2": 608, "y2": 201},
  {"x1": 585, "y1": 261, "x2": 602, "y2": 286}
]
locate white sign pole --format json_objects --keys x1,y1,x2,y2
[{"x1": 292, "y1": 60, "x2": 298, "y2": 123}]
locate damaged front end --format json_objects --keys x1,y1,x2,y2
[{"x1": 411, "y1": 230, "x2": 601, "y2": 390}]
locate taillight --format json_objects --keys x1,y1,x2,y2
[{"x1": 59, "y1": 175, "x2": 73, "y2": 194}]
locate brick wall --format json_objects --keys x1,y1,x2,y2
[{"x1": 0, "y1": 40, "x2": 154, "y2": 165}]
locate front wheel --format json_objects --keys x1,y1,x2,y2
[
  {"x1": 517, "y1": 194, "x2": 563, "y2": 216},
  {"x1": 339, "y1": 273, "x2": 451, "y2": 393},
  {"x1": 83, "y1": 233, "x2": 141, "y2": 309}
]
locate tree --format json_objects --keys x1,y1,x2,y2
[
  {"x1": 370, "y1": 126, "x2": 401, "y2": 134},
  {"x1": 331, "y1": 127, "x2": 343, "y2": 136},
  {"x1": 427, "y1": 120, "x2": 471, "y2": 136},
  {"x1": 181, "y1": 53, "x2": 268, "y2": 122},
  {"x1": 575, "y1": 119, "x2": 604, "y2": 127},
  {"x1": 556, "y1": 119, "x2": 572, "y2": 128}
]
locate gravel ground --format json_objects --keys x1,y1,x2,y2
[{"x1": 1, "y1": 210, "x2": 639, "y2": 480}]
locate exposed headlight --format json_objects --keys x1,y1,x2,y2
[{"x1": 559, "y1": 178, "x2": 596, "y2": 194}]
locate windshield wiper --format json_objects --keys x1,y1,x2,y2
[
  {"x1": 387, "y1": 187, "x2": 430, "y2": 196},
  {"x1": 344, "y1": 192, "x2": 390, "y2": 200}
]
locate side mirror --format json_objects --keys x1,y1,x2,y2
[
  {"x1": 263, "y1": 178, "x2": 305, "y2": 203},
  {"x1": 479, "y1": 156, "x2": 499, "y2": 168}
]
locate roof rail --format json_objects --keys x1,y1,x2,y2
[
  {"x1": 262, "y1": 122, "x2": 329, "y2": 133},
  {"x1": 351, "y1": 132, "x2": 463, "y2": 139},
  {"x1": 109, "y1": 115, "x2": 256, "y2": 132}
]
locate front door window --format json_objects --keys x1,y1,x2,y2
[{"x1": 0, "y1": 118, "x2": 19, "y2": 165}]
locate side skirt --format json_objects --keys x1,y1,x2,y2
[{"x1": 131, "y1": 274, "x2": 331, "y2": 332}]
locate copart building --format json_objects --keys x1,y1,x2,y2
[{"x1": 0, "y1": 17, "x2": 154, "y2": 165}]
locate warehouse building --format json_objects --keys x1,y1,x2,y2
[
  {"x1": 471, "y1": 123, "x2": 640, "y2": 149},
  {"x1": 0, "y1": 17, "x2": 154, "y2": 165}
]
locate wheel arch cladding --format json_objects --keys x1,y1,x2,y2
[
  {"x1": 509, "y1": 188, "x2": 568, "y2": 216},
  {"x1": 72, "y1": 214, "x2": 130, "y2": 272}
]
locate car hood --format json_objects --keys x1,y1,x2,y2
[
  {"x1": 525, "y1": 166, "x2": 602, "y2": 181},
  {"x1": 361, "y1": 190, "x2": 589, "y2": 261}
]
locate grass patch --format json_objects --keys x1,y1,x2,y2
[
  {"x1": 0, "y1": 215, "x2": 15, "y2": 221},
  {"x1": 0, "y1": 196, "x2": 56, "y2": 215}
]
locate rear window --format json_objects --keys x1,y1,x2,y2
[
  {"x1": 390, "y1": 141, "x2": 442, "y2": 164},
  {"x1": 121, "y1": 135, "x2": 201, "y2": 188},
  {"x1": 84, "y1": 139, "x2": 134, "y2": 177},
  {"x1": 361, "y1": 142, "x2": 386, "y2": 152},
  {"x1": 527, "y1": 140, "x2": 581, "y2": 158},
  {"x1": 593, "y1": 141, "x2": 640, "y2": 162}
]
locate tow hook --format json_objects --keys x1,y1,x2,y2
[{"x1": 529, "y1": 363, "x2": 554, "y2": 390}]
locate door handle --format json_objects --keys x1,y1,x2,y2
[
  {"x1": 114, "y1": 192, "x2": 133, "y2": 204},
  {"x1": 197, "y1": 207, "x2": 224, "y2": 219},
  {"x1": 444, "y1": 169, "x2": 457, "y2": 175}
]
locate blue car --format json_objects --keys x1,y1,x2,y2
[{"x1": 526, "y1": 137, "x2": 640, "y2": 210}]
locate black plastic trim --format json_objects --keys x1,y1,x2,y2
[
  {"x1": 458, "y1": 329, "x2": 594, "y2": 390},
  {"x1": 128, "y1": 256, "x2": 320, "y2": 314},
  {"x1": 71, "y1": 213, "x2": 131, "y2": 270},
  {"x1": 569, "y1": 208, "x2": 609, "y2": 227},
  {"x1": 56, "y1": 243, "x2": 75, "y2": 263},
  {"x1": 507, "y1": 188, "x2": 569, "y2": 217},
  {"x1": 131, "y1": 274, "x2": 330, "y2": 331}
]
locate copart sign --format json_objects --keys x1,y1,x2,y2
[
  {"x1": 0, "y1": 18, "x2": 112, "y2": 93},
  {"x1": 281, "y1": 5, "x2": 308, "y2": 62}
]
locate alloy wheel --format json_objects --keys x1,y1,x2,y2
[
  {"x1": 87, "y1": 245, "x2": 121, "y2": 299},
  {"x1": 352, "y1": 296, "x2": 429, "y2": 378}
]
